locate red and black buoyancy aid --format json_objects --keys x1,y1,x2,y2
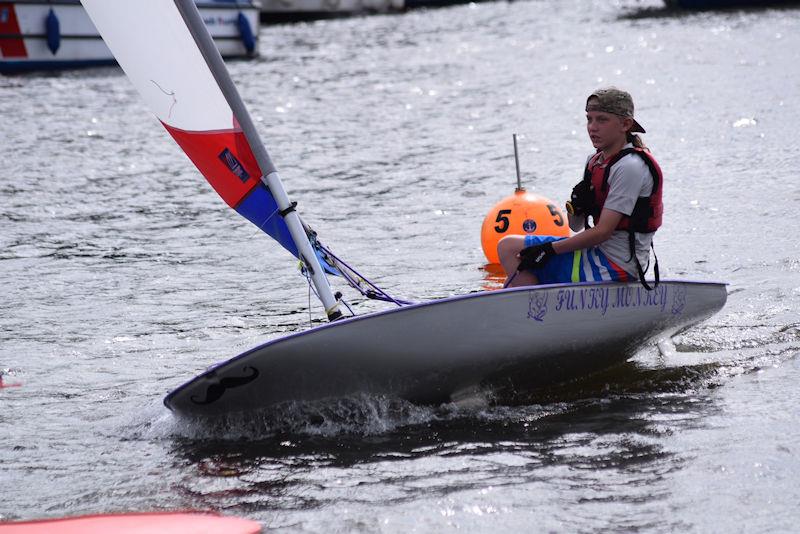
[{"x1": 583, "y1": 147, "x2": 664, "y2": 289}]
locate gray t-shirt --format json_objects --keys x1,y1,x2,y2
[{"x1": 568, "y1": 144, "x2": 656, "y2": 277}]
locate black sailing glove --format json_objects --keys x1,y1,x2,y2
[
  {"x1": 517, "y1": 242, "x2": 556, "y2": 271},
  {"x1": 567, "y1": 180, "x2": 594, "y2": 216}
]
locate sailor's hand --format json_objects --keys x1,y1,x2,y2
[
  {"x1": 517, "y1": 242, "x2": 556, "y2": 271},
  {"x1": 567, "y1": 180, "x2": 594, "y2": 216}
]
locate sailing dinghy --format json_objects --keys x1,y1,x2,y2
[{"x1": 82, "y1": 0, "x2": 727, "y2": 417}]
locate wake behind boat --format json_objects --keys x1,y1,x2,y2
[{"x1": 81, "y1": 0, "x2": 727, "y2": 418}]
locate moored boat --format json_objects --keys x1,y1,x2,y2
[
  {"x1": 259, "y1": 0, "x2": 403, "y2": 20},
  {"x1": 0, "y1": 0, "x2": 260, "y2": 73},
  {"x1": 664, "y1": 0, "x2": 798, "y2": 8}
]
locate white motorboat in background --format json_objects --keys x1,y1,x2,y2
[{"x1": 0, "y1": 0, "x2": 260, "y2": 73}]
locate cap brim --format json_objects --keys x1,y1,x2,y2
[{"x1": 631, "y1": 119, "x2": 646, "y2": 134}]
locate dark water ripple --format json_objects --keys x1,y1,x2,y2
[{"x1": 2, "y1": 0, "x2": 800, "y2": 531}]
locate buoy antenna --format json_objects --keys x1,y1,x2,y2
[{"x1": 513, "y1": 134, "x2": 524, "y2": 192}]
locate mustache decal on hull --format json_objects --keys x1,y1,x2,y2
[{"x1": 190, "y1": 366, "x2": 260, "y2": 405}]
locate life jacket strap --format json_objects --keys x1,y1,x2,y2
[{"x1": 628, "y1": 230, "x2": 660, "y2": 290}]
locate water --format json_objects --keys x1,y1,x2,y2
[{"x1": 2, "y1": 0, "x2": 799, "y2": 530}]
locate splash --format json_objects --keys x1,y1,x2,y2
[{"x1": 135, "y1": 393, "x2": 445, "y2": 441}]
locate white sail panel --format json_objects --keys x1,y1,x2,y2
[{"x1": 82, "y1": 0, "x2": 232, "y2": 131}]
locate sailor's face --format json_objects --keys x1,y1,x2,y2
[{"x1": 586, "y1": 110, "x2": 628, "y2": 150}]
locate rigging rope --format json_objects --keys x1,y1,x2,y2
[{"x1": 317, "y1": 244, "x2": 413, "y2": 307}]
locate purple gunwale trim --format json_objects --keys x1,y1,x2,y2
[{"x1": 163, "y1": 278, "x2": 728, "y2": 409}]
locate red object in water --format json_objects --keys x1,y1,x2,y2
[
  {"x1": 0, "y1": 512, "x2": 262, "y2": 533},
  {"x1": 0, "y1": 376, "x2": 21, "y2": 388}
]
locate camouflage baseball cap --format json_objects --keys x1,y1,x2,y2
[{"x1": 585, "y1": 87, "x2": 646, "y2": 133}]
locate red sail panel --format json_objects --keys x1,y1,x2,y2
[{"x1": 162, "y1": 122, "x2": 261, "y2": 208}]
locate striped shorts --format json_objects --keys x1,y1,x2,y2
[{"x1": 523, "y1": 235, "x2": 634, "y2": 284}]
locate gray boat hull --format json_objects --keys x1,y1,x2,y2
[{"x1": 164, "y1": 280, "x2": 727, "y2": 416}]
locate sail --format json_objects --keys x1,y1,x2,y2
[
  {"x1": 83, "y1": 0, "x2": 403, "y2": 313},
  {"x1": 81, "y1": 0, "x2": 298, "y2": 258}
]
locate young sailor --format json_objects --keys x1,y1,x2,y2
[{"x1": 498, "y1": 87, "x2": 663, "y2": 289}]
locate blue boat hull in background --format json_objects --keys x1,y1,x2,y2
[{"x1": 666, "y1": 0, "x2": 799, "y2": 8}]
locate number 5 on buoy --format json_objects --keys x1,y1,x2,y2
[{"x1": 480, "y1": 135, "x2": 569, "y2": 264}]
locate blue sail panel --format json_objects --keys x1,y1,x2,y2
[{"x1": 235, "y1": 183, "x2": 299, "y2": 258}]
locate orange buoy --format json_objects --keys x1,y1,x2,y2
[{"x1": 481, "y1": 189, "x2": 569, "y2": 264}]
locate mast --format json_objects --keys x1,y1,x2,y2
[{"x1": 173, "y1": 0, "x2": 341, "y2": 321}]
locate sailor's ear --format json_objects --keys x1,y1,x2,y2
[{"x1": 622, "y1": 116, "x2": 634, "y2": 132}]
